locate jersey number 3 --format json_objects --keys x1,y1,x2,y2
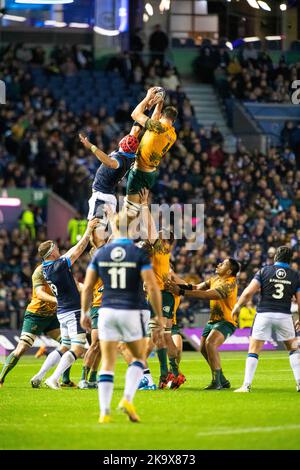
[
  {"x1": 108, "y1": 267, "x2": 126, "y2": 289},
  {"x1": 272, "y1": 283, "x2": 284, "y2": 299}
]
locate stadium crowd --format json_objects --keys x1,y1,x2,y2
[
  {"x1": 195, "y1": 41, "x2": 300, "y2": 103},
  {"x1": 0, "y1": 44, "x2": 299, "y2": 329}
]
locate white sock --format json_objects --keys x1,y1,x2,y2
[
  {"x1": 35, "y1": 349, "x2": 62, "y2": 380},
  {"x1": 289, "y1": 351, "x2": 300, "y2": 383},
  {"x1": 98, "y1": 370, "x2": 114, "y2": 417},
  {"x1": 243, "y1": 353, "x2": 259, "y2": 386},
  {"x1": 124, "y1": 360, "x2": 144, "y2": 402},
  {"x1": 50, "y1": 350, "x2": 76, "y2": 382}
]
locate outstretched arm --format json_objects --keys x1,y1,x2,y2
[
  {"x1": 79, "y1": 134, "x2": 119, "y2": 169},
  {"x1": 64, "y1": 218, "x2": 99, "y2": 266}
]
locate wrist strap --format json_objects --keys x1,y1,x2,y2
[
  {"x1": 178, "y1": 283, "x2": 193, "y2": 291},
  {"x1": 91, "y1": 145, "x2": 97, "y2": 154}
]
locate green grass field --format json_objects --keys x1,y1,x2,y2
[{"x1": 1, "y1": 351, "x2": 300, "y2": 450}]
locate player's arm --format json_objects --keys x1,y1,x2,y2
[
  {"x1": 139, "y1": 188, "x2": 158, "y2": 244},
  {"x1": 166, "y1": 277, "x2": 210, "y2": 294},
  {"x1": 79, "y1": 134, "x2": 119, "y2": 169},
  {"x1": 141, "y1": 268, "x2": 163, "y2": 329},
  {"x1": 64, "y1": 218, "x2": 99, "y2": 266},
  {"x1": 80, "y1": 266, "x2": 98, "y2": 331},
  {"x1": 231, "y1": 279, "x2": 261, "y2": 323},
  {"x1": 131, "y1": 87, "x2": 161, "y2": 127},
  {"x1": 35, "y1": 285, "x2": 57, "y2": 304},
  {"x1": 295, "y1": 291, "x2": 300, "y2": 332},
  {"x1": 151, "y1": 98, "x2": 164, "y2": 122}
]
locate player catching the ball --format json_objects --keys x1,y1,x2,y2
[{"x1": 124, "y1": 87, "x2": 178, "y2": 216}]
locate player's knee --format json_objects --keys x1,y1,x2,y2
[
  {"x1": 18, "y1": 333, "x2": 36, "y2": 353},
  {"x1": 70, "y1": 333, "x2": 86, "y2": 357},
  {"x1": 205, "y1": 338, "x2": 217, "y2": 350}
]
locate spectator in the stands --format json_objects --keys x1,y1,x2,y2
[{"x1": 149, "y1": 24, "x2": 169, "y2": 64}]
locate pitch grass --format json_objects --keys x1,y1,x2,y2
[{"x1": 1, "y1": 351, "x2": 300, "y2": 450}]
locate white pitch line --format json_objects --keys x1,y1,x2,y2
[{"x1": 196, "y1": 424, "x2": 300, "y2": 437}]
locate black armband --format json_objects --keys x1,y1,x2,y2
[
  {"x1": 178, "y1": 283, "x2": 193, "y2": 291},
  {"x1": 132, "y1": 121, "x2": 143, "y2": 129}
]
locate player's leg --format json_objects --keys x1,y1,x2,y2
[
  {"x1": 0, "y1": 339, "x2": 32, "y2": 386},
  {"x1": 167, "y1": 326, "x2": 186, "y2": 389},
  {"x1": 30, "y1": 320, "x2": 73, "y2": 387},
  {"x1": 78, "y1": 327, "x2": 100, "y2": 389},
  {"x1": 234, "y1": 337, "x2": 264, "y2": 392},
  {"x1": 285, "y1": 339, "x2": 300, "y2": 391},
  {"x1": 0, "y1": 311, "x2": 43, "y2": 385},
  {"x1": 234, "y1": 315, "x2": 270, "y2": 392},
  {"x1": 204, "y1": 328, "x2": 227, "y2": 390},
  {"x1": 116, "y1": 308, "x2": 147, "y2": 422},
  {"x1": 276, "y1": 315, "x2": 300, "y2": 391},
  {"x1": 45, "y1": 311, "x2": 86, "y2": 389},
  {"x1": 98, "y1": 340, "x2": 118, "y2": 423},
  {"x1": 119, "y1": 338, "x2": 146, "y2": 422},
  {"x1": 88, "y1": 192, "x2": 116, "y2": 242},
  {"x1": 125, "y1": 169, "x2": 158, "y2": 217},
  {"x1": 151, "y1": 317, "x2": 169, "y2": 387}
]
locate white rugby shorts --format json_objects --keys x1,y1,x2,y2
[
  {"x1": 59, "y1": 309, "x2": 86, "y2": 346},
  {"x1": 87, "y1": 191, "x2": 117, "y2": 221},
  {"x1": 98, "y1": 308, "x2": 150, "y2": 342},
  {"x1": 251, "y1": 312, "x2": 296, "y2": 342}
]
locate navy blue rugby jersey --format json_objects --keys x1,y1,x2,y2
[
  {"x1": 254, "y1": 262, "x2": 300, "y2": 314},
  {"x1": 92, "y1": 150, "x2": 135, "y2": 194},
  {"x1": 42, "y1": 257, "x2": 80, "y2": 315},
  {"x1": 89, "y1": 238, "x2": 151, "y2": 310}
]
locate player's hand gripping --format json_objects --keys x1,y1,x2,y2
[
  {"x1": 231, "y1": 304, "x2": 241, "y2": 324},
  {"x1": 146, "y1": 87, "x2": 162, "y2": 108},
  {"x1": 79, "y1": 133, "x2": 92, "y2": 150},
  {"x1": 80, "y1": 313, "x2": 92, "y2": 333},
  {"x1": 165, "y1": 275, "x2": 180, "y2": 296},
  {"x1": 87, "y1": 217, "x2": 100, "y2": 233}
]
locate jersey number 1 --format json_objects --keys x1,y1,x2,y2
[{"x1": 108, "y1": 267, "x2": 126, "y2": 289}]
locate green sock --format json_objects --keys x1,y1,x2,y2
[
  {"x1": 62, "y1": 366, "x2": 72, "y2": 384},
  {"x1": 89, "y1": 370, "x2": 97, "y2": 383},
  {"x1": 169, "y1": 357, "x2": 179, "y2": 377},
  {"x1": 0, "y1": 353, "x2": 19, "y2": 383},
  {"x1": 212, "y1": 369, "x2": 222, "y2": 385},
  {"x1": 81, "y1": 366, "x2": 90, "y2": 381},
  {"x1": 157, "y1": 348, "x2": 168, "y2": 378}
]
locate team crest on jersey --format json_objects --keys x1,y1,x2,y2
[
  {"x1": 110, "y1": 247, "x2": 126, "y2": 262},
  {"x1": 163, "y1": 306, "x2": 171, "y2": 313},
  {"x1": 276, "y1": 268, "x2": 286, "y2": 279}
]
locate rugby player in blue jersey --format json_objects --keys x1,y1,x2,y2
[
  {"x1": 81, "y1": 211, "x2": 163, "y2": 423},
  {"x1": 232, "y1": 246, "x2": 300, "y2": 392},
  {"x1": 36, "y1": 217, "x2": 99, "y2": 389}
]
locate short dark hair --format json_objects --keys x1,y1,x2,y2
[
  {"x1": 162, "y1": 106, "x2": 178, "y2": 123},
  {"x1": 274, "y1": 246, "x2": 292, "y2": 264},
  {"x1": 228, "y1": 258, "x2": 240, "y2": 277}
]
